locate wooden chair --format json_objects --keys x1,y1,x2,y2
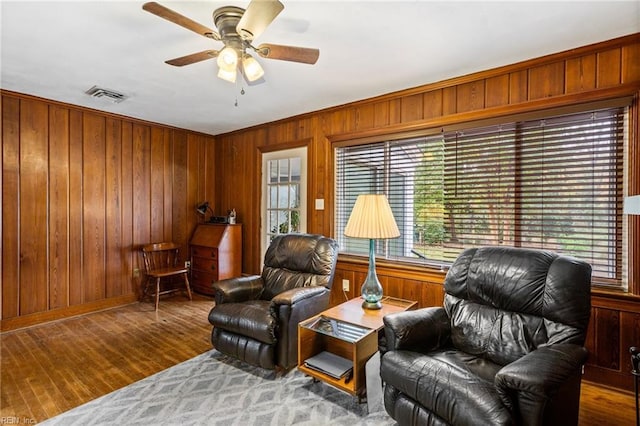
[{"x1": 141, "y1": 242, "x2": 192, "y2": 311}]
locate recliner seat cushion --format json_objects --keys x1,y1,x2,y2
[
  {"x1": 381, "y1": 349, "x2": 512, "y2": 426},
  {"x1": 208, "y1": 300, "x2": 276, "y2": 344}
]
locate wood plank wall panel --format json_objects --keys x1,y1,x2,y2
[
  {"x1": 49, "y1": 106, "x2": 70, "y2": 308},
  {"x1": 423, "y1": 90, "x2": 443, "y2": 119},
  {"x1": 213, "y1": 34, "x2": 640, "y2": 392},
  {"x1": 68, "y1": 110, "x2": 83, "y2": 306},
  {"x1": 150, "y1": 127, "x2": 165, "y2": 242},
  {"x1": 2, "y1": 96, "x2": 21, "y2": 319},
  {"x1": 598, "y1": 49, "x2": 622, "y2": 88},
  {"x1": 105, "y1": 118, "x2": 123, "y2": 298},
  {"x1": 194, "y1": 133, "x2": 206, "y2": 216},
  {"x1": 132, "y1": 123, "x2": 151, "y2": 257},
  {"x1": 566, "y1": 54, "x2": 597, "y2": 92},
  {"x1": 528, "y1": 61, "x2": 565, "y2": 100},
  {"x1": 311, "y1": 117, "x2": 330, "y2": 237},
  {"x1": 183, "y1": 133, "x2": 201, "y2": 247},
  {"x1": 509, "y1": 70, "x2": 528, "y2": 103},
  {"x1": 442, "y1": 86, "x2": 457, "y2": 115},
  {"x1": 355, "y1": 103, "x2": 375, "y2": 130},
  {"x1": 82, "y1": 112, "x2": 107, "y2": 303},
  {"x1": 0, "y1": 92, "x2": 216, "y2": 329},
  {"x1": 457, "y1": 80, "x2": 485, "y2": 112},
  {"x1": 170, "y1": 130, "x2": 188, "y2": 267},
  {"x1": 19, "y1": 99, "x2": 49, "y2": 315},
  {"x1": 485, "y1": 75, "x2": 510, "y2": 108},
  {"x1": 623, "y1": 44, "x2": 640, "y2": 84},
  {"x1": 591, "y1": 308, "x2": 621, "y2": 370},
  {"x1": 374, "y1": 101, "x2": 390, "y2": 127},
  {"x1": 401, "y1": 94, "x2": 423, "y2": 122},
  {"x1": 121, "y1": 122, "x2": 134, "y2": 295},
  {"x1": 163, "y1": 130, "x2": 174, "y2": 241}
]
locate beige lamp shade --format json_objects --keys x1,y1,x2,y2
[
  {"x1": 344, "y1": 194, "x2": 400, "y2": 239},
  {"x1": 624, "y1": 195, "x2": 640, "y2": 215}
]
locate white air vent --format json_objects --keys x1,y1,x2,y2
[{"x1": 85, "y1": 85, "x2": 128, "y2": 104}]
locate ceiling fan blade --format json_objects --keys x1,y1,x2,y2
[
  {"x1": 236, "y1": 0, "x2": 284, "y2": 40},
  {"x1": 142, "y1": 2, "x2": 220, "y2": 40},
  {"x1": 256, "y1": 43, "x2": 319, "y2": 64},
  {"x1": 165, "y1": 50, "x2": 219, "y2": 67}
]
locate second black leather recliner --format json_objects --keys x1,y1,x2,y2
[
  {"x1": 208, "y1": 233, "x2": 339, "y2": 370},
  {"x1": 380, "y1": 246, "x2": 592, "y2": 425}
]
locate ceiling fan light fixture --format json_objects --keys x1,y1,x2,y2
[
  {"x1": 217, "y1": 67, "x2": 237, "y2": 83},
  {"x1": 217, "y1": 46, "x2": 238, "y2": 72},
  {"x1": 143, "y1": 1, "x2": 320, "y2": 85},
  {"x1": 242, "y1": 54, "x2": 264, "y2": 82}
]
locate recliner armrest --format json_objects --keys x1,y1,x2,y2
[
  {"x1": 495, "y1": 343, "x2": 588, "y2": 422},
  {"x1": 271, "y1": 286, "x2": 328, "y2": 306},
  {"x1": 212, "y1": 275, "x2": 264, "y2": 304},
  {"x1": 495, "y1": 343, "x2": 588, "y2": 396},
  {"x1": 383, "y1": 307, "x2": 451, "y2": 353}
]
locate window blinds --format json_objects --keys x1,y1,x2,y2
[
  {"x1": 335, "y1": 106, "x2": 626, "y2": 286},
  {"x1": 444, "y1": 108, "x2": 625, "y2": 284}
]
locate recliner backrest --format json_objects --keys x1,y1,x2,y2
[
  {"x1": 260, "y1": 233, "x2": 339, "y2": 301},
  {"x1": 444, "y1": 246, "x2": 591, "y2": 365}
]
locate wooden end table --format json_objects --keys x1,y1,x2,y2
[{"x1": 297, "y1": 296, "x2": 417, "y2": 399}]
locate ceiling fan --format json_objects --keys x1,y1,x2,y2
[{"x1": 142, "y1": 0, "x2": 319, "y2": 84}]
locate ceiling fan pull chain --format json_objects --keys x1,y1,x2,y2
[{"x1": 235, "y1": 73, "x2": 241, "y2": 107}]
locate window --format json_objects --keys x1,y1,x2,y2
[
  {"x1": 261, "y1": 147, "x2": 307, "y2": 260},
  {"x1": 335, "y1": 106, "x2": 628, "y2": 288}
]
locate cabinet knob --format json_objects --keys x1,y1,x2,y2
[{"x1": 211, "y1": 265, "x2": 216, "y2": 271}]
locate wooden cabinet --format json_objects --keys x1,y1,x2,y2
[{"x1": 189, "y1": 224, "x2": 242, "y2": 295}]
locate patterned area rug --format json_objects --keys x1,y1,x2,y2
[{"x1": 40, "y1": 350, "x2": 395, "y2": 426}]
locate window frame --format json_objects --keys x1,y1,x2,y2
[{"x1": 333, "y1": 100, "x2": 631, "y2": 289}]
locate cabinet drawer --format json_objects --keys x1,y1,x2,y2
[
  {"x1": 191, "y1": 269, "x2": 219, "y2": 285},
  {"x1": 191, "y1": 246, "x2": 218, "y2": 259},
  {"x1": 192, "y1": 257, "x2": 218, "y2": 273}
]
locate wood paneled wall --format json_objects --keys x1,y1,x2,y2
[
  {"x1": 1, "y1": 93, "x2": 216, "y2": 330},
  {"x1": 214, "y1": 33, "x2": 640, "y2": 392}
]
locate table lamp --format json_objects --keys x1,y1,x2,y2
[
  {"x1": 344, "y1": 194, "x2": 400, "y2": 309},
  {"x1": 196, "y1": 201, "x2": 214, "y2": 222}
]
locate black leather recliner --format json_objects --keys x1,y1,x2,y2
[
  {"x1": 380, "y1": 246, "x2": 592, "y2": 426},
  {"x1": 208, "y1": 233, "x2": 339, "y2": 370}
]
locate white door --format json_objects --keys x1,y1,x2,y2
[{"x1": 261, "y1": 147, "x2": 308, "y2": 260}]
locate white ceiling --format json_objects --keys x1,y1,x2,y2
[{"x1": 2, "y1": 1, "x2": 639, "y2": 136}]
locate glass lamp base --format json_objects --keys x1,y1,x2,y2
[
  {"x1": 360, "y1": 238, "x2": 383, "y2": 310},
  {"x1": 362, "y1": 299, "x2": 382, "y2": 310}
]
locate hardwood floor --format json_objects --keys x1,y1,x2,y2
[
  {"x1": 1, "y1": 294, "x2": 213, "y2": 423},
  {"x1": 1, "y1": 294, "x2": 636, "y2": 425}
]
